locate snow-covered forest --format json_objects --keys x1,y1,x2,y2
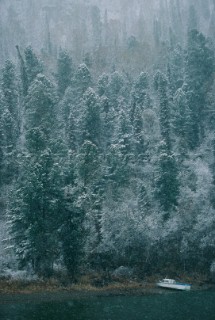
[{"x1": 0, "y1": 0, "x2": 215, "y2": 280}]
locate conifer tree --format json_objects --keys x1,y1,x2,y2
[
  {"x1": 16, "y1": 45, "x2": 28, "y2": 97},
  {"x1": 130, "y1": 72, "x2": 151, "y2": 162},
  {"x1": 167, "y1": 45, "x2": 184, "y2": 96},
  {"x1": 0, "y1": 91, "x2": 5, "y2": 186},
  {"x1": 154, "y1": 71, "x2": 179, "y2": 218},
  {"x1": 97, "y1": 73, "x2": 109, "y2": 97},
  {"x1": 79, "y1": 88, "x2": 104, "y2": 248},
  {"x1": 131, "y1": 72, "x2": 150, "y2": 107},
  {"x1": 156, "y1": 141, "x2": 179, "y2": 220},
  {"x1": 0, "y1": 60, "x2": 19, "y2": 184},
  {"x1": 2, "y1": 60, "x2": 19, "y2": 121},
  {"x1": 24, "y1": 46, "x2": 43, "y2": 86},
  {"x1": 154, "y1": 71, "x2": 171, "y2": 150},
  {"x1": 74, "y1": 63, "x2": 91, "y2": 96},
  {"x1": 172, "y1": 87, "x2": 190, "y2": 159},
  {"x1": 9, "y1": 74, "x2": 61, "y2": 276},
  {"x1": 185, "y1": 29, "x2": 215, "y2": 149},
  {"x1": 107, "y1": 71, "x2": 124, "y2": 109},
  {"x1": 82, "y1": 88, "x2": 101, "y2": 147},
  {"x1": 56, "y1": 49, "x2": 73, "y2": 98}
]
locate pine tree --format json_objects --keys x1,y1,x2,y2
[
  {"x1": 167, "y1": 45, "x2": 184, "y2": 95},
  {"x1": 154, "y1": 71, "x2": 179, "y2": 218},
  {"x1": 0, "y1": 60, "x2": 19, "y2": 184},
  {"x1": 79, "y1": 87, "x2": 104, "y2": 248},
  {"x1": 74, "y1": 63, "x2": 91, "y2": 96},
  {"x1": 16, "y1": 45, "x2": 28, "y2": 97},
  {"x1": 24, "y1": 46, "x2": 43, "y2": 86},
  {"x1": 97, "y1": 73, "x2": 109, "y2": 97},
  {"x1": 131, "y1": 72, "x2": 150, "y2": 107},
  {"x1": 15, "y1": 46, "x2": 43, "y2": 97},
  {"x1": 156, "y1": 142, "x2": 179, "y2": 220},
  {"x1": 56, "y1": 49, "x2": 73, "y2": 98},
  {"x1": 9, "y1": 74, "x2": 61, "y2": 276},
  {"x1": 185, "y1": 29, "x2": 215, "y2": 149},
  {"x1": 154, "y1": 71, "x2": 171, "y2": 150},
  {"x1": 107, "y1": 71, "x2": 124, "y2": 109},
  {"x1": 104, "y1": 107, "x2": 133, "y2": 201},
  {"x1": 172, "y1": 87, "x2": 190, "y2": 159},
  {"x1": 130, "y1": 72, "x2": 151, "y2": 162},
  {"x1": 82, "y1": 88, "x2": 101, "y2": 147},
  {"x1": 59, "y1": 192, "x2": 85, "y2": 280},
  {"x1": 2, "y1": 60, "x2": 19, "y2": 121},
  {"x1": 78, "y1": 140, "x2": 103, "y2": 246},
  {"x1": 0, "y1": 91, "x2": 5, "y2": 185},
  {"x1": 59, "y1": 64, "x2": 92, "y2": 152}
]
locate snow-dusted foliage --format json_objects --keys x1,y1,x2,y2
[{"x1": 0, "y1": 1, "x2": 215, "y2": 279}]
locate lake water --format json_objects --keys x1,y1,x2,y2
[{"x1": 0, "y1": 290, "x2": 215, "y2": 320}]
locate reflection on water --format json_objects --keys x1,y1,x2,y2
[{"x1": 0, "y1": 290, "x2": 215, "y2": 320}]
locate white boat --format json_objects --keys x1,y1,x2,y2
[{"x1": 157, "y1": 278, "x2": 191, "y2": 291}]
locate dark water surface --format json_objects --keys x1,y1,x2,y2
[{"x1": 0, "y1": 290, "x2": 215, "y2": 320}]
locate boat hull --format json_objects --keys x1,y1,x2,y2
[{"x1": 157, "y1": 283, "x2": 191, "y2": 291}]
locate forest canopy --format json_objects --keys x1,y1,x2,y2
[{"x1": 0, "y1": 0, "x2": 215, "y2": 280}]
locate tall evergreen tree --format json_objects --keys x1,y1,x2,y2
[
  {"x1": 154, "y1": 71, "x2": 179, "y2": 218},
  {"x1": 79, "y1": 88, "x2": 104, "y2": 249},
  {"x1": 154, "y1": 71, "x2": 171, "y2": 150},
  {"x1": 82, "y1": 88, "x2": 101, "y2": 147},
  {"x1": 56, "y1": 49, "x2": 73, "y2": 98},
  {"x1": 172, "y1": 87, "x2": 190, "y2": 159},
  {"x1": 130, "y1": 72, "x2": 151, "y2": 162},
  {"x1": 97, "y1": 73, "x2": 109, "y2": 97},
  {"x1": 24, "y1": 46, "x2": 43, "y2": 86},
  {"x1": 2, "y1": 60, "x2": 19, "y2": 121},
  {"x1": 107, "y1": 71, "x2": 124, "y2": 109},
  {"x1": 130, "y1": 72, "x2": 150, "y2": 122},
  {"x1": 0, "y1": 60, "x2": 19, "y2": 184},
  {"x1": 9, "y1": 74, "x2": 61, "y2": 276},
  {"x1": 74, "y1": 63, "x2": 91, "y2": 96},
  {"x1": 185, "y1": 29, "x2": 215, "y2": 149},
  {"x1": 16, "y1": 45, "x2": 28, "y2": 97},
  {"x1": 156, "y1": 141, "x2": 179, "y2": 220},
  {"x1": 167, "y1": 45, "x2": 184, "y2": 95}
]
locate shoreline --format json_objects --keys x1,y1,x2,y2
[{"x1": 0, "y1": 279, "x2": 214, "y2": 304}]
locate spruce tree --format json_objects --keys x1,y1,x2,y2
[
  {"x1": 172, "y1": 87, "x2": 190, "y2": 159},
  {"x1": 107, "y1": 71, "x2": 124, "y2": 109},
  {"x1": 74, "y1": 63, "x2": 91, "y2": 96},
  {"x1": 56, "y1": 49, "x2": 73, "y2": 98},
  {"x1": 82, "y1": 88, "x2": 101, "y2": 147},
  {"x1": 130, "y1": 72, "x2": 151, "y2": 162},
  {"x1": 24, "y1": 46, "x2": 43, "y2": 86},
  {"x1": 185, "y1": 29, "x2": 215, "y2": 149},
  {"x1": 9, "y1": 74, "x2": 61, "y2": 276},
  {"x1": 97, "y1": 73, "x2": 109, "y2": 97},
  {"x1": 156, "y1": 141, "x2": 179, "y2": 219},
  {"x1": 154, "y1": 71, "x2": 179, "y2": 218},
  {"x1": 154, "y1": 71, "x2": 171, "y2": 150},
  {"x1": 0, "y1": 60, "x2": 19, "y2": 184},
  {"x1": 2, "y1": 60, "x2": 19, "y2": 121},
  {"x1": 16, "y1": 45, "x2": 28, "y2": 97},
  {"x1": 79, "y1": 88, "x2": 104, "y2": 248}
]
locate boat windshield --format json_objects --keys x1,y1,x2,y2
[{"x1": 162, "y1": 279, "x2": 176, "y2": 284}]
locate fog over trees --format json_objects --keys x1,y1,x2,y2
[{"x1": 0, "y1": 0, "x2": 215, "y2": 280}]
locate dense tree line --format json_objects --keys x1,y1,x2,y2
[{"x1": 0, "y1": 27, "x2": 215, "y2": 280}]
